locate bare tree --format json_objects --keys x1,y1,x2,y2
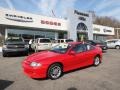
[{"x1": 94, "y1": 16, "x2": 120, "y2": 28}]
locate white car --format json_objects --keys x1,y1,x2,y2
[
  {"x1": 33, "y1": 38, "x2": 52, "y2": 51},
  {"x1": 52, "y1": 39, "x2": 73, "y2": 47},
  {"x1": 106, "y1": 39, "x2": 120, "y2": 49}
]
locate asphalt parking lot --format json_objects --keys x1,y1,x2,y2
[{"x1": 0, "y1": 49, "x2": 120, "y2": 90}]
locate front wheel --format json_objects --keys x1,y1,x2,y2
[
  {"x1": 48, "y1": 63, "x2": 62, "y2": 80},
  {"x1": 115, "y1": 45, "x2": 120, "y2": 49},
  {"x1": 94, "y1": 56, "x2": 100, "y2": 66},
  {"x1": 2, "y1": 52, "x2": 7, "y2": 57}
]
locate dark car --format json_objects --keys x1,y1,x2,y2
[
  {"x1": 2, "y1": 37, "x2": 29, "y2": 57},
  {"x1": 86, "y1": 40, "x2": 107, "y2": 51}
]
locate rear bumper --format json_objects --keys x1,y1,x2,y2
[{"x1": 100, "y1": 46, "x2": 108, "y2": 50}]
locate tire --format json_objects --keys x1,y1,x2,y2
[
  {"x1": 48, "y1": 63, "x2": 62, "y2": 80},
  {"x1": 94, "y1": 56, "x2": 100, "y2": 66},
  {"x1": 115, "y1": 45, "x2": 120, "y2": 49},
  {"x1": 24, "y1": 52, "x2": 29, "y2": 56},
  {"x1": 3, "y1": 52, "x2": 7, "y2": 57}
]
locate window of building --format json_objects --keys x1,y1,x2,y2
[{"x1": 76, "y1": 23, "x2": 88, "y2": 31}]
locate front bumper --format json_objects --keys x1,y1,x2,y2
[
  {"x1": 3, "y1": 48, "x2": 28, "y2": 53},
  {"x1": 22, "y1": 62, "x2": 47, "y2": 79}
]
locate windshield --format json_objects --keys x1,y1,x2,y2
[
  {"x1": 5, "y1": 37, "x2": 24, "y2": 43},
  {"x1": 50, "y1": 44, "x2": 72, "y2": 53},
  {"x1": 40, "y1": 39, "x2": 51, "y2": 43}
]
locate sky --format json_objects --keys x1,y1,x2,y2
[{"x1": 0, "y1": 0, "x2": 120, "y2": 20}]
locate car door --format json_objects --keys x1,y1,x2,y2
[
  {"x1": 72, "y1": 44, "x2": 96, "y2": 67},
  {"x1": 63, "y1": 44, "x2": 87, "y2": 71},
  {"x1": 107, "y1": 40, "x2": 116, "y2": 48},
  {"x1": 82, "y1": 44, "x2": 96, "y2": 65}
]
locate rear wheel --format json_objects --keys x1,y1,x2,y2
[
  {"x1": 94, "y1": 56, "x2": 100, "y2": 66},
  {"x1": 115, "y1": 45, "x2": 120, "y2": 49},
  {"x1": 48, "y1": 63, "x2": 62, "y2": 80}
]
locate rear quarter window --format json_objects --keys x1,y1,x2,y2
[
  {"x1": 86, "y1": 44, "x2": 95, "y2": 51},
  {"x1": 107, "y1": 40, "x2": 118, "y2": 43}
]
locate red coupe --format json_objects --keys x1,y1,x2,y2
[{"x1": 22, "y1": 42, "x2": 102, "y2": 80}]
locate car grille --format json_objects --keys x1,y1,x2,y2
[{"x1": 7, "y1": 45, "x2": 25, "y2": 49}]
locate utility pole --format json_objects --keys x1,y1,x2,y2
[
  {"x1": 5, "y1": 0, "x2": 15, "y2": 10},
  {"x1": 115, "y1": 28, "x2": 120, "y2": 39},
  {"x1": 51, "y1": 10, "x2": 56, "y2": 17}
]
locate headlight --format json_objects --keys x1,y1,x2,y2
[
  {"x1": 30, "y1": 62, "x2": 42, "y2": 67},
  {"x1": 3, "y1": 45, "x2": 7, "y2": 48}
]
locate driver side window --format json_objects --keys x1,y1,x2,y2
[{"x1": 72, "y1": 44, "x2": 86, "y2": 53}]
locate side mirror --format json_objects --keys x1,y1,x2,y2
[{"x1": 69, "y1": 51, "x2": 76, "y2": 55}]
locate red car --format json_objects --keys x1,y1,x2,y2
[{"x1": 22, "y1": 42, "x2": 102, "y2": 80}]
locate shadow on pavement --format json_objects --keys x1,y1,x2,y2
[
  {"x1": 102, "y1": 50, "x2": 107, "y2": 53},
  {"x1": 0, "y1": 80, "x2": 14, "y2": 90},
  {"x1": 64, "y1": 65, "x2": 93, "y2": 76},
  {"x1": 67, "y1": 87, "x2": 77, "y2": 90}
]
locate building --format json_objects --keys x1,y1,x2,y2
[
  {"x1": 0, "y1": 8, "x2": 115, "y2": 45},
  {"x1": 93, "y1": 24, "x2": 114, "y2": 41},
  {"x1": 67, "y1": 9, "x2": 93, "y2": 41},
  {"x1": 0, "y1": 8, "x2": 68, "y2": 42},
  {"x1": 114, "y1": 28, "x2": 120, "y2": 39}
]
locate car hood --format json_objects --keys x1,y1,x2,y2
[{"x1": 26, "y1": 51, "x2": 61, "y2": 62}]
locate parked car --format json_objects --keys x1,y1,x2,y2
[
  {"x1": 106, "y1": 39, "x2": 120, "y2": 49},
  {"x1": 2, "y1": 37, "x2": 29, "y2": 57},
  {"x1": 54, "y1": 39, "x2": 73, "y2": 43},
  {"x1": 52, "y1": 39, "x2": 73, "y2": 47},
  {"x1": 22, "y1": 42, "x2": 102, "y2": 80},
  {"x1": 33, "y1": 38, "x2": 52, "y2": 51},
  {"x1": 86, "y1": 40, "x2": 107, "y2": 51}
]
